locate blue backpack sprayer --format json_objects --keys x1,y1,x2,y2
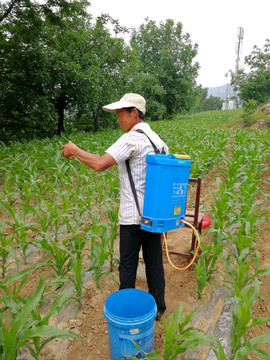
[
  {"x1": 141, "y1": 153, "x2": 201, "y2": 270},
  {"x1": 124, "y1": 130, "x2": 200, "y2": 271}
]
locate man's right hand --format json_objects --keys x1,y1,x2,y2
[{"x1": 61, "y1": 141, "x2": 78, "y2": 160}]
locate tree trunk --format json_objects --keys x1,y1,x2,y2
[
  {"x1": 93, "y1": 108, "x2": 100, "y2": 132},
  {"x1": 56, "y1": 94, "x2": 66, "y2": 136},
  {"x1": 93, "y1": 114, "x2": 98, "y2": 132}
]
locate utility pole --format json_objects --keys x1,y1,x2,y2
[
  {"x1": 235, "y1": 26, "x2": 244, "y2": 74},
  {"x1": 234, "y1": 26, "x2": 244, "y2": 107},
  {"x1": 223, "y1": 27, "x2": 244, "y2": 110}
]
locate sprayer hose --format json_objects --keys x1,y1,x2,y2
[{"x1": 163, "y1": 219, "x2": 200, "y2": 271}]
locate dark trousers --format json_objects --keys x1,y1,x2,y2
[{"x1": 119, "y1": 225, "x2": 166, "y2": 312}]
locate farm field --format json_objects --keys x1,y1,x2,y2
[{"x1": 1, "y1": 109, "x2": 270, "y2": 360}]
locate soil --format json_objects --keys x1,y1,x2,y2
[
  {"x1": 250, "y1": 119, "x2": 269, "y2": 130},
  {"x1": 4, "y1": 164, "x2": 270, "y2": 360}
]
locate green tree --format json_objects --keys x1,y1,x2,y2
[
  {"x1": 130, "y1": 73, "x2": 167, "y2": 121},
  {"x1": 130, "y1": 18, "x2": 199, "y2": 116},
  {"x1": 201, "y1": 95, "x2": 223, "y2": 111},
  {"x1": 0, "y1": 0, "x2": 62, "y2": 140},
  {"x1": 231, "y1": 39, "x2": 270, "y2": 105},
  {"x1": 68, "y1": 15, "x2": 134, "y2": 133},
  {"x1": 191, "y1": 88, "x2": 223, "y2": 113},
  {"x1": 0, "y1": 0, "x2": 132, "y2": 141},
  {"x1": 191, "y1": 87, "x2": 208, "y2": 113}
]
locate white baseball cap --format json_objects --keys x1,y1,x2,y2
[{"x1": 102, "y1": 93, "x2": 146, "y2": 114}]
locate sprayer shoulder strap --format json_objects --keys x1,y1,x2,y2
[
  {"x1": 135, "y1": 129, "x2": 166, "y2": 154},
  {"x1": 125, "y1": 159, "x2": 141, "y2": 218},
  {"x1": 125, "y1": 129, "x2": 165, "y2": 219}
]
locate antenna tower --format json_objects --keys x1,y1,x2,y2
[{"x1": 235, "y1": 26, "x2": 244, "y2": 73}]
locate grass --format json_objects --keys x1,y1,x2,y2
[{"x1": 222, "y1": 103, "x2": 269, "y2": 129}]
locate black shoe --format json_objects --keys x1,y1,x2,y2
[{"x1": 155, "y1": 310, "x2": 165, "y2": 321}]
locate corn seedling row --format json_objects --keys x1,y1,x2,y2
[
  {"x1": 1, "y1": 111, "x2": 269, "y2": 358},
  {"x1": 194, "y1": 129, "x2": 270, "y2": 359},
  {"x1": 140, "y1": 128, "x2": 270, "y2": 359}
]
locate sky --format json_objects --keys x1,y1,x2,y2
[{"x1": 89, "y1": 0, "x2": 269, "y2": 88}]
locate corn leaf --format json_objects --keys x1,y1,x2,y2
[{"x1": 236, "y1": 333, "x2": 270, "y2": 359}]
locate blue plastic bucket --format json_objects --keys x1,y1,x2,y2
[
  {"x1": 104, "y1": 289, "x2": 157, "y2": 359},
  {"x1": 141, "y1": 154, "x2": 191, "y2": 233}
]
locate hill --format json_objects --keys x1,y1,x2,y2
[{"x1": 206, "y1": 83, "x2": 234, "y2": 100}]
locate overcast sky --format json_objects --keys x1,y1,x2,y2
[{"x1": 90, "y1": 0, "x2": 269, "y2": 88}]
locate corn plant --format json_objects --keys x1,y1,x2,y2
[
  {"x1": 62, "y1": 225, "x2": 89, "y2": 308},
  {"x1": 75, "y1": 186, "x2": 95, "y2": 217},
  {"x1": 43, "y1": 200, "x2": 68, "y2": 242},
  {"x1": 208, "y1": 178, "x2": 235, "y2": 232},
  {"x1": 0, "y1": 277, "x2": 80, "y2": 360},
  {"x1": 194, "y1": 177, "x2": 233, "y2": 298},
  {"x1": 68, "y1": 254, "x2": 87, "y2": 316},
  {"x1": 0, "y1": 265, "x2": 49, "y2": 325},
  {"x1": 217, "y1": 152, "x2": 247, "y2": 192},
  {"x1": 95, "y1": 173, "x2": 108, "y2": 204},
  {"x1": 232, "y1": 196, "x2": 269, "y2": 256},
  {"x1": 162, "y1": 304, "x2": 211, "y2": 359},
  {"x1": 0, "y1": 268, "x2": 37, "y2": 307},
  {"x1": 39, "y1": 237, "x2": 71, "y2": 279},
  {"x1": 0, "y1": 200, "x2": 37, "y2": 264},
  {"x1": 62, "y1": 214, "x2": 110, "y2": 307},
  {"x1": 106, "y1": 201, "x2": 120, "y2": 272},
  {"x1": 195, "y1": 240, "x2": 221, "y2": 299},
  {"x1": 21, "y1": 202, "x2": 51, "y2": 237},
  {"x1": 1, "y1": 175, "x2": 17, "y2": 208},
  {"x1": 88, "y1": 224, "x2": 118, "y2": 289},
  {"x1": 229, "y1": 279, "x2": 270, "y2": 360},
  {"x1": 223, "y1": 247, "x2": 270, "y2": 298},
  {"x1": 128, "y1": 303, "x2": 212, "y2": 360},
  {"x1": 0, "y1": 231, "x2": 17, "y2": 277}
]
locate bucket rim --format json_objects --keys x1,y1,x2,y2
[
  {"x1": 104, "y1": 307, "x2": 157, "y2": 328},
  {"x1": 104, "y1": 289, "x2": 157, "y2": 326}
]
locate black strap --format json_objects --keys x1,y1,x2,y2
[
  {"x1": 135, "y1": 129, "x2": 166, "y2": 154},
  {"x1": 125, "y1": 129, "x2": 166, "y2": 218},
  {"x1": 125, "y1": 159, "x2": 141, "y2": 217},
  {"x1": 135, "y1": 129, "x2": 160, "y2": 154}
]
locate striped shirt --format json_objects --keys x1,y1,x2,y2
[{"x1": 106, "y1": 122, "x2": 169, "y2": 225}]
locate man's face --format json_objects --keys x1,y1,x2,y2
[{"x1": 116, "y1": 108, "x2": 133, "y2": 132}]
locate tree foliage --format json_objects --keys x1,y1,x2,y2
[
  {"x1": 130, "y1": 18, "x2": 199, "y2": 117},
  {"x1": 0, "y1": 4, "x2": 202, "y2": 141},
  {"x1": 231, "y1": 39, "x2": 270, "y2": 105},
  {"x1": 191, "y1": 87, "x2": 223, "y2": 113},
  {"x1": 0, "y1": 0, "x2": 131, "y2": 141}
]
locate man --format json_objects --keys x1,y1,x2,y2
[{"x1": 61, "y1": 93, "x2": 168, "y2": 320}]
